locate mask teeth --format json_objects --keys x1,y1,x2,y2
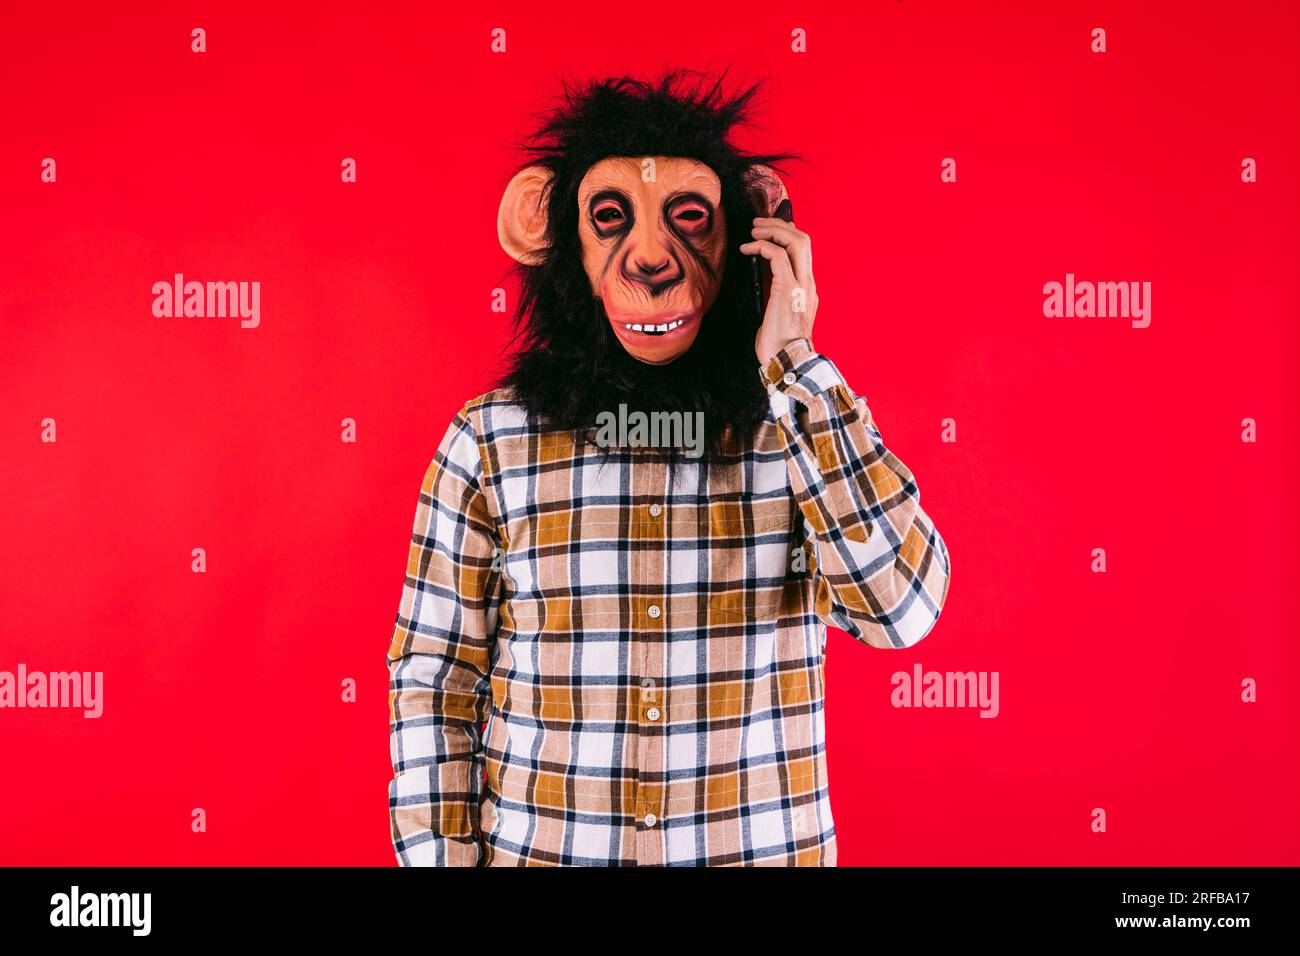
[{"x1": 623, "y1": 319, "x2": 685, "y2": 334}]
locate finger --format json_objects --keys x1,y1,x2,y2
[
  {"x1": 750, "y1": 222, "x2": 808, "y2": 251},
  {"x1": 739, "y1": 239, "x2": 796, "y2": 285},
  {"x1": 751, "y1": 221, "x2": 809, "y2": 259},
  {"x1": 752, "y1": 218, "x2": 808, "y2": 240},
  {"x1": 750, "y1": 224, "x2": 811, "y2": 286}
]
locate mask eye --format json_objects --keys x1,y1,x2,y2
[
  {"x1": 670, "y1": 200, "x2": 711, "y2": 236},
  {"x1": 591, "y1": 199, "x2": 629, "y2": 235}
]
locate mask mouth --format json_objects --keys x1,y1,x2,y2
[
  {"x1": 608, "y1": 310, "x2": 700, "y2": 341},
  {"x1": 604, "y1": 307, "x2": 703, "y2": 363},
  {"x1": 619, "y1": 317, "x2": 689, "y2": 336}
]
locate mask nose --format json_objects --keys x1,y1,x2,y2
[
  {"x1": 634, "y1": 254, "x2": 672, "y2": 278},
  {"x1": 622, "y1": 232, "x2": 682, "y2": 296}
]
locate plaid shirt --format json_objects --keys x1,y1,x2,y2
[{"x1": 387, "y1": 339, "x2": 950, "y2": 866}]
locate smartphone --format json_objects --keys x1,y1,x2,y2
[{"x1": 751, "y1": 198, "x2": 795, "y2": 317}]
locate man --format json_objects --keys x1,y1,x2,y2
[{"x1": 387, "y1": 74, "x2": 951, "y2": 866}]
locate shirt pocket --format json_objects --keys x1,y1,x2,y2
[{"x1": 704, "y1": 498, "x2": 799, "y2": 624}]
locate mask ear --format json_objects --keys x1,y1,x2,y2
[
  {"x1": 743, "y1": 164, "x2": 789, "y2": 217},
  {"x1": 498, "y1": 165, "x2": 553, "y2": 265}
]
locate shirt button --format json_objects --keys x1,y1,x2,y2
[
  {"x1": 782, "y1": 371, "x2": 798, "y2": 386},
  {"x1": 646, "y1": 706, "x2": 661, "y2": 722},
  {"x1": 643, "y1": 813, "x2": 658, "y2": 828},
  {"x1": 649, "y1": 503, "x2": 662, "y2": 518},
  {"x1": 647, "y1": 604, "x2": 661, "y2": 619}
]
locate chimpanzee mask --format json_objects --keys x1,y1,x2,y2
[{"x1": 495, "y1": 74, "x2": 792, "y2": 462}]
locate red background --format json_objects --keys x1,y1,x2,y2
[{"x1": 1, "y1": 1, "x2": 1297, "y2": 865}]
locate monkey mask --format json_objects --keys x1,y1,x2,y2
[{"x1": 499, "y1": 156, "x2": 786, "y2": 366}]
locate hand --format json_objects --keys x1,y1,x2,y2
[{"x1": 741, "y1": 216, "x2": 819, "y2": 367}]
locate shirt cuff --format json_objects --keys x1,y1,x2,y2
[{"x1": 760, "y1": 339, "x2": 852, "y2": 420}]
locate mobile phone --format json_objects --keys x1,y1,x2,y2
[{"x1": 751, "y1": 198, "x2": 795, "y2": 317}]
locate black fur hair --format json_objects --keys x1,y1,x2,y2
[{"x1": 496, "y1": 71, "x2": 795, "y2": 468}]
